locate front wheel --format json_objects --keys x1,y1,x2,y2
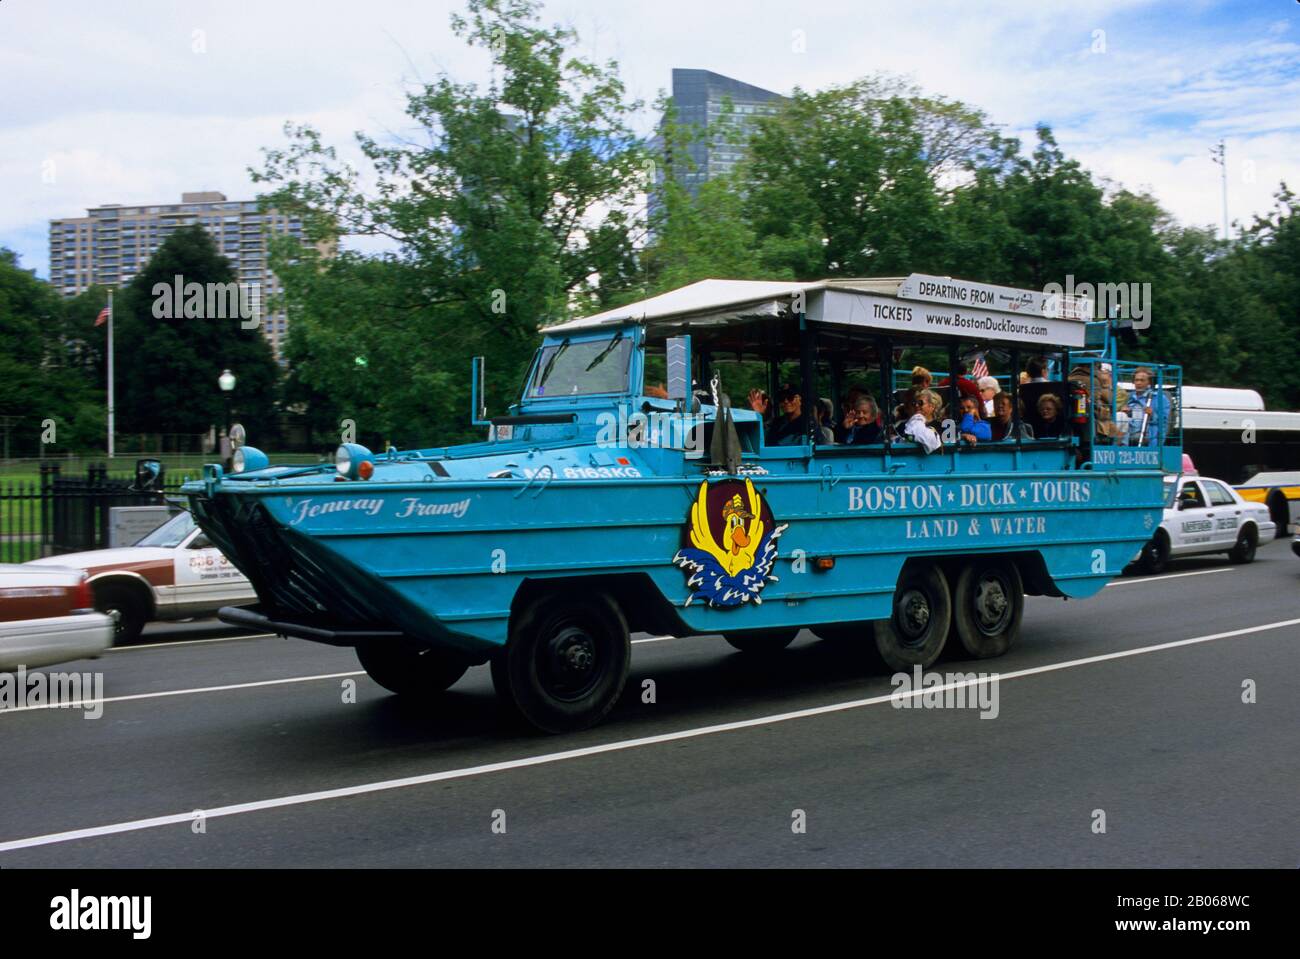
[
  {"x1": 872, "y1": 564, "x2": 951, "y2": 671},
  {"x1": 356, "y1": 640, "x2": 470, "y2": 695},
  {"x1": 951, "y1": 559, "x2": 1024, "y2": 659},
  {"x1": 492, "y1": 592, "x2": 630, "y2": 733},
  {"x1": 94, "y1": 582, "x2": 148, "y2": 645},
  {"x1": 1135, "y1": 531, "x2": 1170, "y2": 575},
  {"x1": 1227, "y1": 527, "x2": 1257, "y2": 564}
]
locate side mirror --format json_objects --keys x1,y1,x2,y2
[
  {"x1": 470, "y1": 356, "x2": 490, "y2": 426},
  {"x1": 133, "y1": 458, "x2": 163, "y2": 492},
  {"x1": 1176, "y1": 500, "x2": 1187, "y2": 511}
]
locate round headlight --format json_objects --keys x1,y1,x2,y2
[
  {"x1": 232, "y1": 446, "x2": 269, "y2": 474},
  {"x1": 335, "y1": 443, "x2": 373, "y2": 479}
]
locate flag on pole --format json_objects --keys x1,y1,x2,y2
[
  {"x1": 95, "y1": 306, "x2": 110, "y2": 327},
  {"x1": 971, "y1": 353, "x2": 989, "y2": 380}
]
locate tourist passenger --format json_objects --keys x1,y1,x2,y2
[
  {"x1": 990, "y1": 392, "x2": 1032, "y2": 441},
  {"x1": 843, "y1": 394, "x2": 883, "y2": 445},
  {"x1": 911, "y1": 366, "x2": 933, "y2": 391},
  {"x1": 749, "y1": 383, "x2": 806, "y2": 446},
  {"x1": 1026, "y1": 356, "x2": 1049, "y2": 383},
  {"x1": 814, "y1": 397, "x2": 835, "y2": 445},
  {"x1": 898, "y1": 389, "x2": 942, "y2": 454},
  {"x1": 959, "y1": 395, "x2": 992, "y2": 445},
  {"x1": 978, "y1": 376, "x2": 1000, "y2": 417},
  {"x1": 1124, "y1": 366, "x2": 1170, "y2": 446},
  {"x1": 914, "y1": 388, "x2": 945, "y2": 427},
  {"x1": 1036, "y1": 393, "x2": 1065, "y2": 438}
]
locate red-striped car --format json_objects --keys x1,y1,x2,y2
[{"x1": 26, "y1": 510, "x2": 256, "y2": 643}]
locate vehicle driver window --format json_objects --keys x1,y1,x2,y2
[
  {"x1": 1179, "y1": 484, "x2": 1205, "y2": 509},
  {"x1": 1205, "y1": 482, "x2": 1235, "y2": 507}
]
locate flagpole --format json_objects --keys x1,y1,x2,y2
[{"x1": 106, "y1": 289, "x2": 115, "y2": 460}]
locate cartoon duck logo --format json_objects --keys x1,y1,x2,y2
[{"x1": 673, "y1": 479, "x2": 787, "y2": 608}]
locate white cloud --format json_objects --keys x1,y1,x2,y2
[{"x1": 1, "y1": 0, "x2": 1296, "y2": 275}]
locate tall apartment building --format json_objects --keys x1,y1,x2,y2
[
  {"x1": 48, "y1": 191, "x2": 327, "y2": 359},
  {"x1": 664, "y1": 69, "x2": 787, "y2": 195}
]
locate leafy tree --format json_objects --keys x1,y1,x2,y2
[
  {"x1": 113, "y1": 225, "x2": 279, "y2": 439},
  {"x1": 254, "y1": 0, "x2": 648, "y2": 445},
  {"x1": 0, "y1": 249, "x2": 107, "y2": 455}
]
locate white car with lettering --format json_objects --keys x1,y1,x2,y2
[
  {"x1": 26, "y1": 510, "x2": 256, "y2": 643},
  {"x1": 1128, "y1": 474, "x2": 1275, "y2": 574}
]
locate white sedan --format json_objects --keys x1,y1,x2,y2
[
  {"x1": 0, "y1": 564, "x2": 113, "y2": 671},
  {"x1": 1128, "y1": 474, "x2": 1276, "y2": 574}
]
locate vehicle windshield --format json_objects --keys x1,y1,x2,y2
[
  {"x1": 134, "y1": 510, "x2": 195, "y2": 548},
  {"x1": 1163, "y1": 477, "x2": 1179, "y2": 508},
  {"x1": 526, "y1": 334, "x2": 632, "y2": 398}
]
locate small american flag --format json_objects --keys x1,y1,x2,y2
[
  {"x1": 94, "y1": 306, "x2": 110, "y2": 327},
  {"x1": 970, "y1": 353, "x2": 988, "y2": 380}
]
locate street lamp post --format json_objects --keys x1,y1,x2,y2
[{"x1": 218, "y1": 369, "x2": 236, "y2": 466}]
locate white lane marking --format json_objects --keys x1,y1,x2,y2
[
  {"x1": 3, "y1": 616, "x2": 1297, "y2": 854},
  {"x1": 110, "y1": 633, "x2": 277, "y2": 652},
  {"x1": 632, "y1": 634, "x2": 677, "y2": 645},
  {"x1": 0, "y1": 672, "x2": 364, "y2": 716},
  {"x1": 1105, "y1": 568, "x2": 1234, "y2": 587}
]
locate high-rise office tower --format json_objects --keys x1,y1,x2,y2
[{"x1": 48, "y1": 191, "x2": 331, "y2": 359}]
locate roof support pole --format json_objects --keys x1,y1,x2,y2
[{"x1": 799, "y1": 311, "x2": 816, "y2": 446}]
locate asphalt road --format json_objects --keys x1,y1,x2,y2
[{"x1": 2, "y1": 543, "x2": 1297, "y2": 867}]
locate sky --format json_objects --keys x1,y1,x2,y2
[{"x1": 1, "y1": 0, "x2": 1297, "y2": 278}]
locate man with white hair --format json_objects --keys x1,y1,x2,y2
[{"x1": 978, "y1": 376, "x2": 1000, "y2": 417}]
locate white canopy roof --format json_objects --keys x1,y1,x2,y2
[
  {"x1": 545, "y1": 278, "x2": 905, "y2": 334},
  {"x1": 545, "y1": 275, "x2": 1090, "y2": 348}
]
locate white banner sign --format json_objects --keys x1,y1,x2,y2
[
  {"x1": 897, "y1": 273, "x2": 1091, "y2": 322},
  {"x1": 816, "y1": 291, "x2": 1087, "y2": 348}
]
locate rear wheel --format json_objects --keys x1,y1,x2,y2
[
  {"x1": 93, "y1": 581, "x2": 148, "y2": 645},
  {"x1": 1135, "y1": 530, "x2": 1170, "y2": 575},
  {"x1": 723, "y1": 628, "x2": 798, "y2": 654},
  {"x1": 492, "y1": 592, "x2": 630, "y2": 733},
  {"x1": 872, "y1": 564, "x2": 951, "y2": 671},
  {"x1": 1227, "y1": 527, "x2": 1257, "y2": 564},
  {"x1": 951, "y1": 559, "x2": 1024, "y2": 659},
  {"x1": 356, "y1": 640, "x2": 470, "y2": 695},
  {"x1": 1267, "y1": 490, "x2": 1290, "y2": 539}
]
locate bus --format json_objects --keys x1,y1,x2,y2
[
  {"x1": 1176, "y1": 386, "x2": 1300, "y2": 536},
  {"x1": 184, "y1": 274, "x2": 1183, "y2": 733}
]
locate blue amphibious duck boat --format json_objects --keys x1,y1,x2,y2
[{"x1": 185, "y1": 276, "x2": 1181, "y2": 732}]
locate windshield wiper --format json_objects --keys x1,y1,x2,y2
[
  {"x1": 584, "y1": 332, "x2": 625, "y2": 372},
  {"x1": 536, "y1": 339, "x2": 570, "y2": 391}
]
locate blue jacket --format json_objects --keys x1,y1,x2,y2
[
  {"x1": 1125, "y1": 389, "x2": 1169, "y2": 446},
  {"x1": 960, "y1": 413, "x2": 992, "y2": 441}
]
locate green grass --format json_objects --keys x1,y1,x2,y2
[{"x1": 0, "y1": 452, "x2": 327, "y2": 545}]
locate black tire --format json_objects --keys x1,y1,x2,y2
[
  {"x1": 93, "y1": 581, "x2": 148, "y2": 645},
  {"x1": 1227, "y1": 526, "x2": 1257, "y2": 564},
  {"x1": 355, "y1": 640, "x2": 470, "y2": 695},
  {"x1": 872, "y1": 564, "x2": 951, "y2": 671},
  {"x1": 492, "y1": 592, "x2": 630, "y2": 734},
  {"x1": 951, "y1": 559, "x2": 1024, "y2": 659},
  {"x1": 1267, "y1": 490, "x2": 1290, "y2": 539},
  {"x1": 723, "y1": 628, "x2": 798, "y2": 654},
  {"x1": 1135, "y1": 530, "x2": 1170, "y2": 575}
]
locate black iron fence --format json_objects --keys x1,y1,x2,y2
[{"x1": 0, "y1": 463, "x2": 186, "y2": 564}]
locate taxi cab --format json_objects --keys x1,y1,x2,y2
[
  {"x1": 1129, "y1": 474, "x2": 1275, "y2": 574},
  {"x1": 27, "y1": 510, "x2": 256, "y2": 643}
]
